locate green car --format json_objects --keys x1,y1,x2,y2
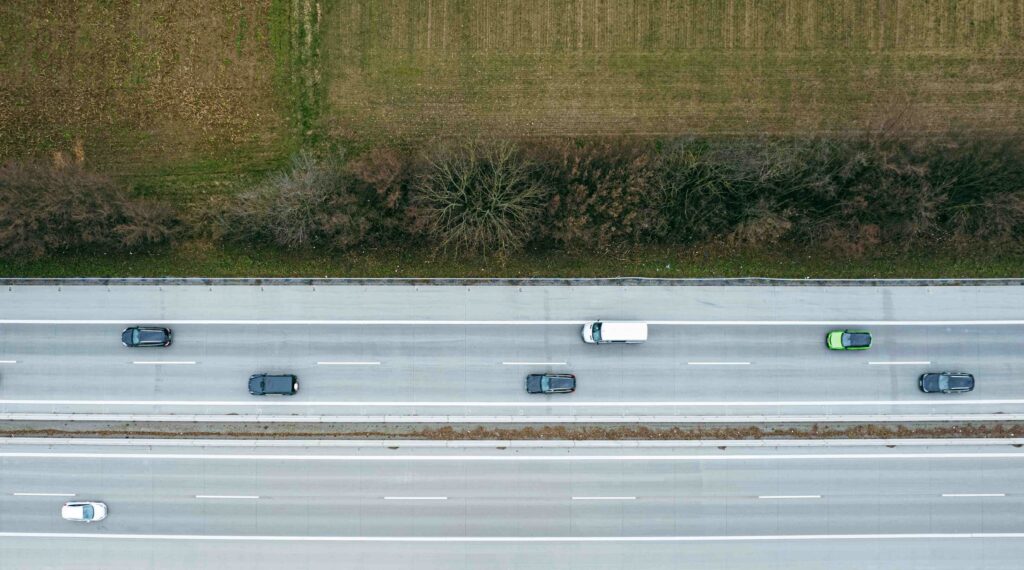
[{"x1": 826, "y1": 330, "x2": 872, "y2": 350}]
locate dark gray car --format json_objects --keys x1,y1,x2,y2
[
  {"x1": 525, "y1": 373, "x2": 576, "y2": 394},
  {"x1": 249, "y1": 373, "x2": 299, "y2": 396},
  {"x1": 121, "y1": 327, "x2": 172, "y2": 347},
  {"x1": 919, "y1": 372, "x2": 975, "y2": 394}
]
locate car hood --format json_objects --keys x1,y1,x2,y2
[
  {"x1": 525, "y1": 376, "x2": 543, "y2": 392},
  {"x1": 920, "y1": 374, "x2": 942, "y2": 391}
]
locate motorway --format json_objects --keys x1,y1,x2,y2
[
  {"x1": 1, "y1": 438, "x2": 1023, "y2": 569},
  {"x1": 1, "y1": 284, "x2": 1023, "y2": 422}
]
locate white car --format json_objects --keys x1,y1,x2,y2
[{"x1": 61, "y1": 501, "x2": 107, "y2": 522}]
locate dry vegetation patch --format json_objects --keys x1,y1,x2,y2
[
  {"x1": 324, "y1": 0, "x2": 1024, "y2": 141},
  {"x1": 0, "y1": 1, "x2": 290, "y2": 190}
]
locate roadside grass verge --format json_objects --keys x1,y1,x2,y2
[{"x1": 2, "y1": 243, "x2": 1021, "y2": 279}]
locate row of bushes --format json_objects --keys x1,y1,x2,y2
[{"x1": 3, "y1": 137, "x2": 1024, "y2": 260}]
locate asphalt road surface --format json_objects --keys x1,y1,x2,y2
[
  {"x1": 1, "y1": 437, "x2": 1023, "y2": 569},
  {"x1": 1, "y1": 284, "x2": 1022, "y2": 421}
]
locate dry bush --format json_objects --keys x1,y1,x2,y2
[
  {"x1": 217, "y1": 153, "x2": 374, "y2": 251},
  {"x1": 653, "y1": 141, "x2": 755, "y2": 243},
  {"x1": 410, "y1": 142, "x2": 546, "y2": 255},
  {"x1": 346, "y1": 147, "x2": 409, "y2": 210},
  {"x1": 0, "y1": 161, "x2": 177, "y2": 259},
  {"x1": 538, "y1": 140, "x2": 664, "y2": 250},
  {"x1": 726, "y1": 200, "x2": 794, "y2": 247}
]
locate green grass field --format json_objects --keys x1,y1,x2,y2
[
  {"x1": 0, "y1": 0, "x2": 305, "y2": 200},
  {"x1": 325, "y1": 0, "x2": 1024, "y2": 142}
]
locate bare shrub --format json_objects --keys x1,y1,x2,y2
[
  {"x1": 726, "y1": 200, "x2": 794, "y2": 247},
  {"x1": 538, "y1": 140, "x2": 663, "y2": 250},
  {"x1": 654, "y1": 141, "x2": 753, "y2": 243},
  {"x1": 411, "y1": 142, "x2": 546, "y2": 255},
  {"x1": 347, "y1": 147, "x2": 409, "y2": 210},
  {"x1": 0, "y1": 161, "x2": 177, "y2": 259},
  {"x1": 217, "y1": 153, "x2": 373, "y2": 250}
]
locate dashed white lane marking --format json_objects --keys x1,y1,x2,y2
[
  {"x1": 687, "y1": 361, "x2": 750, "y2": 366},
  {"x1": 0, "y1": 360, "x2": 17, "y2": 364},
  {"x1": 316, "y1": 361, "x2": 380, "y2": 366},
  {"x1": 12, "y1": 492, "x2": 75, "y2": 497},
  {"x1": 383, "y1": 496, "x2": 448, "y2": 501},
  {"x1": 941, "y1": 493, "x2": 1005, "y2": 498},
  {"x1": 758, "y1": 495, "x2": 821, "y2": 500},
  {"x1": 2, "y1": 531, "x2": 1023, "y2": 542},
  {"x1": 868, "y1": 361, "x2": 931, "y2": 366},
  {"x1": 195, "y1": 495, "x2": 259, "y2": 500},
  {"x1": 571, "y1": 496, "x2": 636, "y2": 501},
  {"x1": 502, "y1": 362, "x2": 567, "y2": 366},
  {"x1": 131, "y1": 361, "x2": 196, "y2": 365}
]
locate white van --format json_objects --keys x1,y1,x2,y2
[{"x1": 581, "y1": 321, "x2": 648, "y2": 344}]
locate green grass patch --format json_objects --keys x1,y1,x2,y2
[{"x1": 1, "y1": 242, "x2": 1020, "y2": 279}]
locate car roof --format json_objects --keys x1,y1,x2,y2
[{"x1": 597, "y1": 322, "x2": 648, "y2": 340}]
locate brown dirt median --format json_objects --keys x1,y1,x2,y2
[{"x1": 2, "y1": 421, "x2": 1022, "y2": 441}]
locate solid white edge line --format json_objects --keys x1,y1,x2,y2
[
  {"x1": 2, "y1": 532, "x2": 1024, "y2": 542},
  {"x1": 131, "y1": 361, "x2": 196, "y2": 365},
  {"x1": 6, "y1": 437, "x2": 1024, "y2": 448},
  {"x1": 12, "y1": 492, "x2": 75, "y2": 497},
  {"x1": 3, "y1": 319, "x2": 1024, "y2": 326},
  {"x1": 868, "y1": 361, "x2": 931, "y2": 366},
  {"x1": 383, "y1": 496, "x2": 448, "y2": 501},
  {"x1": 502, "y1": 362, "x2": 568, "y2": 366},
  {"x1": 2, "y1": 452, "x2": 1024, "y2": 461},
  {"x1": 571, "y1": 496, "x2": 636, "y2": 500},
  {"x1": 5, "y1": 413, "x2": 1024, "y2": 423},
  {"x1": 316, "y1": 362, "x2": 381, "y2": 366},
  {"x1": 941, "y1": 493, "x2": 1006, "y2": 498},
  {"x1": 758, "y1": 495, "x2": 821, "y2": 500},
  {"x1": 5, "y1": 399, "x2": 1024, "y2": 407},
  {"x1": 194, "y1": 495, "x2": 260, "y2": 500},
  {"x1": 687, "y1": 362, "x2": 750, "y2": 366}
]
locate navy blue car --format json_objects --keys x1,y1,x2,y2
[
  {"x1": 121, "y1": 327, "x2": 172, "y2": 347},
  {"x1": 919, "y1": 372, "x2": 975, "y2": 394},
  {"x1": 525, "y1": 373, "x2": 576, "y2": 394}
]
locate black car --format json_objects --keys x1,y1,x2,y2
[
  {"x1": 249, "y1": 373, "x2": 299, "y2": 396},
  {"x1": 525, "y1": 373, "x2": 576, "y2": 394},
  {"x1": 121, "y1": 327, "x2": 172, "y2": 347},
  {"x1": 919, "y1": 372, "x2": 975, "y2": 394}
]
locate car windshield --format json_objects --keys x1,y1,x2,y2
[
  {"x1": 81, "y1": 505, "x2": 94, "y2": 519},
  {"x1": 132, "y1": 329, "x2": 141, "y2": 344},
  {"x1": 592, "y1": 323, "x2": 602, "y2": 342},
  {"x1": 938, "y1": 374, "x2": 951, "y2": 391}
]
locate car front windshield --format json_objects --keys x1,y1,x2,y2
[
  {"x1": 938, "y1": 375, "x2": 950, "y2": 391},
  {"x1": 592, "y1": 323, "x2": 602, "y2": 342},
  {"x1": 82, "y1": 505, "x2": 94, "y2": 519},
  {"x1": 132, "y1": 329, "x2": 141, "y2": 344}
]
